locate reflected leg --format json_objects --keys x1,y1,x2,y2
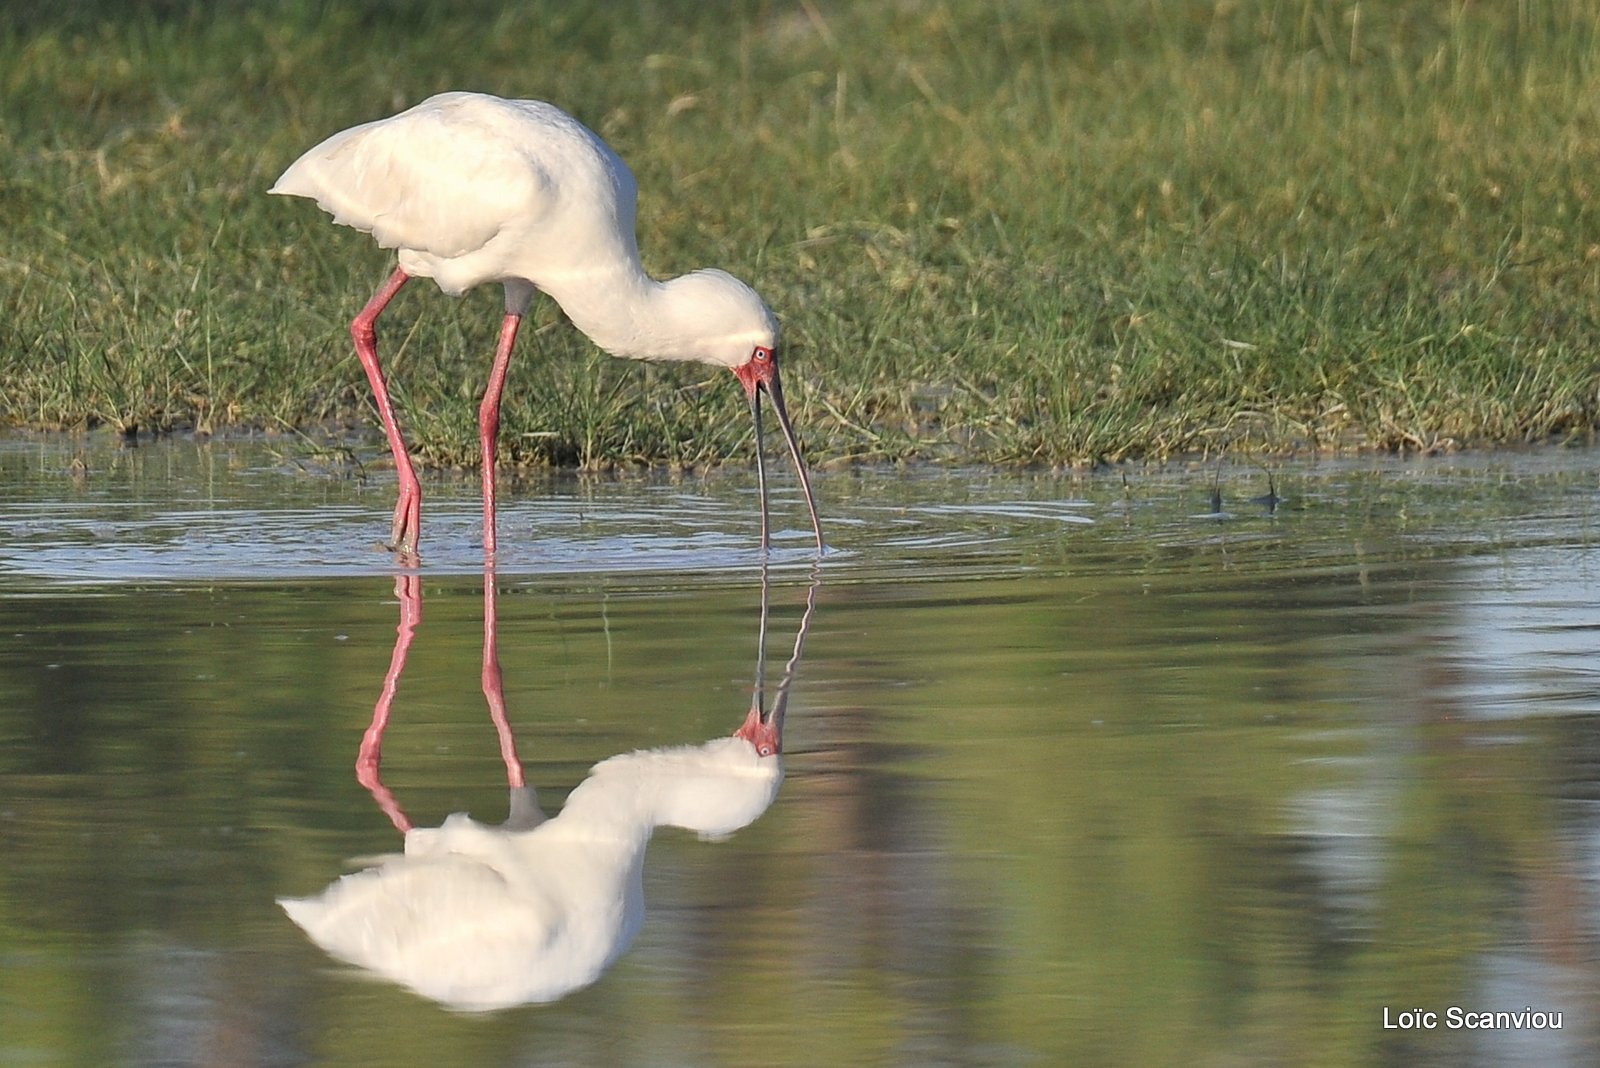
[
  {"x1": 483, "y1": 571, "x2": 545, "y2": 830},
  {"x1": 481, "y1": 573, "x2": 527, "y2": 790},
  {"x1": 356, "y1": 573, "x2": 421, "y2": 833}
]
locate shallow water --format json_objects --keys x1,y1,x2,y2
[{"x1": 2, "y1": 435, "x2": 1599, "y2": 1066}]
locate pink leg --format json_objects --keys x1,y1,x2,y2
[
  {"x1": 356, "y1": 573, "x2": 422, "y2": 833},
  {"x1": 477, "y1": 313, "x2": 523, "y2": 556},
  {"x1": 351, "y1": 268, "x2": 423, "y2": 556}
]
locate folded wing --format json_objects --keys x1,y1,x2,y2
[{"x1": 270, "y1": 93, "x2": 552, "y2": 259}]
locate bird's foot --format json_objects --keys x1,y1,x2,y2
[
  {"x1": 386, "y1": 494, "x2": 421, "y2": 560},
  {"x1": 378, "y1": 540, "x2": 421, "y2": 567}
]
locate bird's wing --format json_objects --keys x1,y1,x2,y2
[
  {"x1": 279, "y1": 853, "x2": 612, "y2": 1009},
  {"x1": 271, "y1": 98, "x2": 551, "y2": 259},
  {"x1": 280, "y1": 854, "x2": 560, "y2": 962}
]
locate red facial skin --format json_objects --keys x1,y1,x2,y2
[
  {"x1": 732, "y1": 345, "x2": 778, "y2": 397},
  {"x1": 733, "y1": 703, "x2": 782, "y2": 757}
]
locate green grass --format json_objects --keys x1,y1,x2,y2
[{"x1": 3, "y1": 0, "x2": 1599, "y2": 468}]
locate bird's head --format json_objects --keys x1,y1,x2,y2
[
  {"x1": 664, "y1": 269, "x2": 779, "y2": 368},
  {"x1": 662, "y1": 269, "x2": 822, "y2": 551}
]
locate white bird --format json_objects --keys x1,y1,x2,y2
[
  {"x1": 279, "y1": 732, "x2": 783, "y2": 1011},
  {"x1": 280, "y1": 565, "x2": 817, "y2": 1011},
  {"x1": 270, "y1": 91, "x2": 823, "y2": 558}
]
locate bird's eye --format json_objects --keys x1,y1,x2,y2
[{"x1": 754, "y1": 347, "x2": 771, "y2": 362}]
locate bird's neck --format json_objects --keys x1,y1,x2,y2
[
  {"x1": 552, "y1": 742, "x2": 774, "y2": 843},
  {"x1": 537, "y1": 769, "x2": 651, "y2": 864},
  {"x1": 540, "y1": 266, "x2": 712, "y2": 364}
]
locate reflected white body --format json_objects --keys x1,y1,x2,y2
[
  {"x1": 280, "y1": 735, "x2": 781, "y2": 1011},
  {"x1": 270, "y1": 92, "x2": 779, "y2": 366}
]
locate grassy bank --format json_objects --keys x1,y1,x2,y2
[{"x1": 3, "y1": 0, "x2": 1598, "y2": 468}]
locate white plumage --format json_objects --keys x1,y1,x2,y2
[
  {"x1": 279, "y1": 98, "x2": 586, "y2": 260},
  {"x1": 271, "y1": 92, "x2": 823, "y2": 556},
  {"x1": 279, "y1": 734, "x2": 782, "y2": 1012}
]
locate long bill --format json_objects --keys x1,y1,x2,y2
[
  {"x1": 739, "y1": 354, "x2": 824, "y2": 553},
  {"x1": 734, "y1": 562, "x2": 822, "y2": 755}
]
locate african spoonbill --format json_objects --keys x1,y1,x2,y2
[{"x1": 271, "y1": 92, "x2": 823, "y2": 557}]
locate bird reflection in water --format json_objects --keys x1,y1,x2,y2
[{"x1": 279, "y1": 570, "x2": 817, "y2": 1011}]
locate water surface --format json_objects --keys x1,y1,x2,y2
[{"x1": 1, "y1": 435, "x2": 1598, "y2": 1066}]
